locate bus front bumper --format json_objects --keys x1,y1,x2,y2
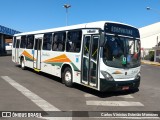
[{"x1": 100, "y1": 78, "x2": 140, "y2": 92}]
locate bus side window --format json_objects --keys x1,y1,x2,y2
[
  {"x1": 43, "y1": 33, "x2": 52, "y2": 50},
  {"x1": 52, "y1": 32, "x2": 65, "y2": 51},
  {"x1": 26, "y1": 35, "x2": 34, "y2": 49},
  {"x1": 20, "y1": 36, "x2": 27, "y2": 48},
  {"x1": 66, "y1": 30, "x2": 82, "y2": 52},
  {"x1": 57, "y1": 32, "x2": 65, "y2": 51},
  {"x1": 52, "y1": 34, "x2": 58, "y2": 51}
]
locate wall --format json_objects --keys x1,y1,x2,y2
[
  {"x1": 139, "y1": 22, "x2": 160, "y2": 61},
  {"x1": 139, "y1": 22, "x2": 160, "y2": 49}
]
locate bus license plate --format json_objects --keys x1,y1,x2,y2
[{"x1": 122, "y1": 86, "x2": 129, "y2": 90}]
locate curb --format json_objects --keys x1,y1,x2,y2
[{"x1": 141, "y1": 61, "x2": 160, "y2": 66}]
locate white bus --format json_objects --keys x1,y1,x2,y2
[{"x1": 12, "y1": 21, "x2": 141, "y2": 92}]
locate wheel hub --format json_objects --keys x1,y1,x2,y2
[{"x1": 65, "y1": 71, "x2": 71, "y2": 82}]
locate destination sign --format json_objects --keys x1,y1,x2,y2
[
  {"x1": 105, "y1": 23, "x2": 140, "y2": 38},
  {"x1": 0, "y1": 25, "x2": 20, "y2": 36},
  {"x1": 111, "y1": 26, "x2": 133, "y2": 36}
]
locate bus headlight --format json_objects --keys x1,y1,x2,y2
[
  {"x1": 101, "y1": 71, "x2": 114, "y2": 81},
  {"x1": 135, "y1": 72, "x2": 141, "y2": 80}
]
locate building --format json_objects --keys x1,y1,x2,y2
[
  {"x1": 0, "y1": 25, "x2": 20, "y2": 55},
  {"x1": 139, "y1": 22, "x2": 160, "y2": 62}
]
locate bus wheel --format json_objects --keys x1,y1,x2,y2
[
  {"x1": 21, "y1": 58, "x2": 26, "y2": 70},
  {"x1": 63, "y1": 67, "x2": 73, "y2": 87}
]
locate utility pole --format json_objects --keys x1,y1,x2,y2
[{"x1": 63, "y1": 4, "x2": 71, "y2": 26}]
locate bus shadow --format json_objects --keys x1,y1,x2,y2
[
  {"x1": 0, "y1": 54, "x2": 12, "y2": 57},
  {"x1": 16, "y1": 65, "x2": 139, "y2": 98},
  {"x1": 73, "y1": 83, "x2": 139, "y2": 98},
  {"x1": 16, "y1": 65, "x2": 63, "y2": 84}
]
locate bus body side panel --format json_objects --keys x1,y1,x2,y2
[
  {"x1": 12, "y1": 37, "x2": 15, "y2": 62},
  {"x1": 18, "y1": 48, "x2": 25, "y2": 63},
  {"x1": 21, "y1": 49, "x2": 34, "y2": 68},
  {"x1": 40, "y1": 50, "x2": 55, "y2": 76},
  {"x1": 12, "y1": 48, "x2": 16, "y2": 63},
  {"x1": 12, "y1": 36, "x2": 21, "y2": 64},
  {"x1": 61, "y1": 52, "x2": 82, "y2": 84},
  {"x1": 15, "y1": 39, "x2": 20, "y2": 64},
  {"x1": 40, "y1": 50, "x2": 82, "y2": 83},
  {"x1": 40, "y1": 51, "x2": 66, "y2": 77}
]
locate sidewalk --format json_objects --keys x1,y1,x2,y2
[{"x1": 141, "y1": 60, "x2": 160, "y2": 66}]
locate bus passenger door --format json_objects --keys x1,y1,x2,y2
[
  {"x1": 33, "y1": 37, "x2": 42, "y2": 70},
  {"x1": 15, "y1": 39, "x2": 20, "y2": 64},
  {"x1": 82, "y1": 35, "x2": 99, "y2": 88}
]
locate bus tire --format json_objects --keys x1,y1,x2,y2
[
  {"x1": 63, "y1": 67, "x2": 73, "y2": 87},
  {"x1": 21, "y1": 58, "x2": 26, "y2": 70}
]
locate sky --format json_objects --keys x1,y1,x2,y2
[{"x1": 0, "y1": 0, "x2": 160, "y2": 32}]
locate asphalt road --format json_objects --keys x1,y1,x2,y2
[{"x1": 0, "y1": 56, "x2": 160, "y2": 120}]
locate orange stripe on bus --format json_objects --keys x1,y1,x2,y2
[
  {"x1": 44, "y1": 54, "x2": 71, "y2": 63},
  {"x1": 22, "y1": 51, "x2": 36, "y2": 61}
]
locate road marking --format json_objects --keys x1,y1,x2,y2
[
  {"x1": 86, "y1": 101, "x2": 144, "y2": 106},
  {"x1": 1, "y1": 76, "x2": 72, "y2": 120},
  {"x1": 1, "y1": 76, "x2": 60, "y2": 111},
  {"x1": 84, "y1": 93, "x2": 134, "y2": 98},
  {"x1": 117, "y1": 94, "x2": 134, "y2": 98},
  {"x1": 84, "y1": 93, "x2": 97, "y2": 97}
]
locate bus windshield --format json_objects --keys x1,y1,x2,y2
[{"x1": 103, "y1": 35, "x2": 141, "y2": 68}]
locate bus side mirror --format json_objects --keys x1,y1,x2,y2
[{"x1": 100, "y1": 32, "x2": 105, "y2": 47}]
